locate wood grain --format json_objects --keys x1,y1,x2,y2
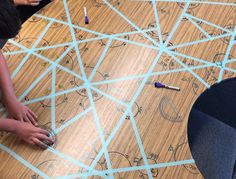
[{"x1": 0, "y1": 0, "x2": 236, "y2": 178}]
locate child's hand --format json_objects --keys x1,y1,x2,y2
[
  {"x1": 14, "y1": 0, "x2": 42, "y2": 6},
  {"x1": 14, "y1": 121, "x2": 53, "y2": 149},
  {"x1": 3, "y1": 99, "x2": 38, "y2": 126}
]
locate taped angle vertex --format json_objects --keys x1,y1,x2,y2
[{"x1": 39, "y1": 125, "x2": 57, "y2": 149}]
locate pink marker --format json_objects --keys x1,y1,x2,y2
[{"x1": 84, "y1": 7, "x2": 89, "y2": 24}]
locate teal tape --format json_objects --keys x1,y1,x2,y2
[{"x1": 1, "y1": 0, "x2": 235, "y2": 178}]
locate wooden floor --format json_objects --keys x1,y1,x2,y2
[{"x1": 0, "y1": 0, "x2": 236, "y2": 178}]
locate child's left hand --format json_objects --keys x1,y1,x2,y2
[{"x1": 3, "y1": 98, "x2": 38, "y2": 126}]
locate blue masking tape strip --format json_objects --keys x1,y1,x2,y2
[
  {"x1": 91, "y1": 63, "x2": 213, "y2": 86},
  {"x1": 0, "y1": 144, "x2": 50, "y2": 178},
  {"x1": 90, "y1": 86, "x2": 129, "y2": 107},
  {"x1": 63, "y1": 0, "x2": 88, "y2": 80},
  {"x1": 9, "y1": 40, "x2": 83, "y2": 80},
  {"x1": 170, "y1": 50, "x2": 215, "y2": 66},
  {"x1": 152, "y1": 0, "x2": 163, "y2": 45},
  {"x1": 185, "y1": 13, "x2": 233, "y2": 33},
  {"x1": 185, "y1": 15, "x2": 211, "y2": 39},
  {"x1": 218, "y1": 26, "x2": 236, "y2": 82},
  {"x1": 168, "y1": 33, "x2": 231, "y2": 50},
  {"x1": 166, "y1": 49, "x2": 210, "y2": 88},
  {"x1": 11, "y1": 21, "x2": 53, "y2": 79},
  {"x1": 128, "y1": 109, "x2": 153, "y2": 178},
  {"x1": 46, "y1": 147, "x2": 105, "y2": 177},
  {"x1": 56, "y1": 158, "x2": 195, "y2": 178},
  {"x1": 23, "y1": 85, "x2": 86, "y2": 106},
  {"x1": 51, "y1": 65, "x2": 56, "y2": 130},
  {"x1": 102, "y1": 0, "x2": 161, "y2": 50},
  {"x1": 86, "y1": 86, "x2": 115, "y2": 178},
  {"x1": 142, "y1": 0, "x2": 236, "y2": 6},
  {"x1": 89, "y1": 38, "x2": 112, "y2": 81},
  {"x1": 55, "y1": 107, "x2": 92, "y2": 134},
  {"x1": 17, "y1": 45, "x2": 74, "y2": 102},
  {"x1": 3, "y1": 50, "x2": 29, "y2": 56},
  {"x1": 164, "y1": 0, "x2": 191, "y2": 47}
]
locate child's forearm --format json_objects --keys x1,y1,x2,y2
[
  {"x1": 0, "y1": 119, "x2": 17, "y2": 133},
  {"x1": 0, "y1": 50, "x2": 17, "y2": 101}
]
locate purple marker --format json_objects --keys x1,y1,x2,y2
[
  {"x1": 84, "y1": 7, "x2": 89, "y2": 24},
  {"x1": 154, "y1": 82, "x2": 180, "y2": 91}
]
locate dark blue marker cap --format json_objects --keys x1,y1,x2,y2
[
  {"x1": 154, "y1": 82, "x2": 165, "y2": 88},
  {"x1": 85, "y1": 16, "x2": 89, "y2": 24}
]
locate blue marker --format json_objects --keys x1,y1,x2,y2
[
  {"x1": 84, "y1": 7, "x2": 89, "y2": 24},
  {"x1": 155, "y1": 82, "x2": 180, "y2": 91}
]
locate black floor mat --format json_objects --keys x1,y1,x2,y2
[
  {"x1": 188, "y1": 78, "x2": 236, "y2": 179},
  {"x1": 16, "y1": 0, "x2": 51, "y2": 23}
]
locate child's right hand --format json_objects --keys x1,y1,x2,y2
[
  {"x1": 14, "y1": 0, "x2": 42, "y2": 6},
  {"x1": 14, "y1": 121, "x2": 53, "y2": 149}
]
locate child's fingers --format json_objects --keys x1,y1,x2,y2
[
  {"x1": 27, "y1": 0, "x2": 40, "y2": 3},
  {"x1": 32, "y1": 138, "x2": 48, "y2": 149},
  {"x1": 28, "y1": 140, "x2": 35, "y2": 146},
  {"x1": 26, "y1": 112, "x2": 38, "y2": 126},
  {"x1": 29, "y1": 0, "x2": 41, "y2": 5},
  {"x1": 23, "y1": 115, "x2": 31, "y2": 123},
  {"x1": 36, "y1": 133, "x2": 53, "y2": 144},
  {"x1": 18, "y1": 115, "x2": 24, "y2": 122},
  {"x1": 28, "y1": 109, "x2": 38, "y2": 120},
  {"x1": 26, "y1": 0, "x2": 39, "y2": 6},
  {"x1": 31, "y1": 2, "x2": 40, "y2": 6},
  {"x1": 38, "y1": 128, "x2": 50, "y2": 136},
  {"x1": 30, "y1": 0, "x2": 41, "y2": 2}
]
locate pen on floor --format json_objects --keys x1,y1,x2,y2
[
  {"x1": 154, "y1": 82, "x2": 180, "y2": 91},
  {"x1": 84, "y1": 7, "x2": 89, "y2": 24}
]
